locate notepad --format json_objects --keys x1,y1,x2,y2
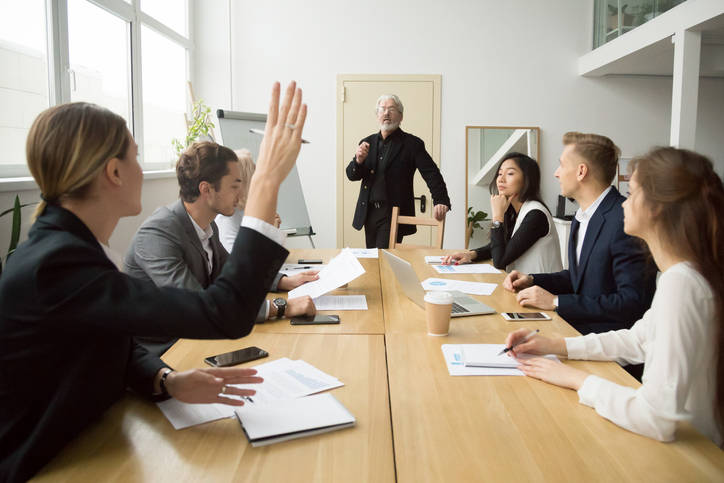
[
  {"x1": 235, "y1": 393, "x2": 356, "y2": 447},
  {"x1": 460, "y1": 344, "x2": 556, "y2": 368}
]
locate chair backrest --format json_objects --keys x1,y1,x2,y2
[{"x1": 389, "y1": 206, "x2": 445, "y2": 249}]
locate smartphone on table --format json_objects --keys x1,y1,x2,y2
[
  {"x1": 501, "y1": 312, "x2": 552, "y2": 321},
  {"x1": 204, "y1": 346, "x2": 269, "y2": 367},
  {"x1": 290, "y1": 315, "x2": 340, "y2": 325}
]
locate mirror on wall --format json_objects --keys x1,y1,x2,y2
[{"x1": 465, "y1": 126, "x2": 540, "y2": 250}]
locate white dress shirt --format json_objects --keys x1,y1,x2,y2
[
  {"x1": 574, "y1": 186, "x2": 612, "y2": 265},
  {"x1": 188, "y1": 213, "x2": 215, "y2": 275},
  {"x1": 565, "y1": 263, "x2": 720, "y2": 444}
]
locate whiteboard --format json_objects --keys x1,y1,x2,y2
[{"x1": 217, "y1": 109, "x2": 314, "y2": 237}]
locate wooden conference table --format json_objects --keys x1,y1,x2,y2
[{"x1": 33, "y1": 249, "x2": 724, "y2": 482}]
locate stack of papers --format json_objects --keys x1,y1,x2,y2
[
  {"x1": 433, "y1": 264, "x2": 501, "y2": 275},
  {"x1": 441, "y1": 345, "x2": 560, "y2": 376},
  {"x1": 235, "y1": 393, "x2": 356, "y2": 447},
  {"x1": 312, "y1": 295, "x2": 368, "y2": 310},
  {"x1": 421, "y1": 278, "x2": 497, "y2": 296},
  {"x1": 157, "y1": 358, "x2": 344, "y2": 429},
  {"x1": 288, "y1": 249, "x2": 366, "y2": 299}
]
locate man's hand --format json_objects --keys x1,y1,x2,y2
[
  {"x1": 516, "y1": 286, "x2": 556, "y2": 310},
  {"x1": 161, "y1": 367, "x2": 263, "y2": 406},
  {"x1": 355, "y1": 142, "x2": 370, "y2": 164},
  {"x1": 285, "y1": 296, "x2": 316, "y2": 317},
  {"x1": 277, "y1": 271, "x2": 319, "y2": 291},
  {"x1": 516, "y1": 357, "x2": 589, "y2": 391},
  {"x1": 433, "y1": 204, "x2": 449, "y2": 221},
  {"x1": 503, "y1": 270, "x2": 533, "y2": 293}
]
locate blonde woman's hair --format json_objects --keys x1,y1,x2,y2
[
  {"x1": 235, "y1": 148, "x2": 256, "y2": 210},
  {"x1": 27, "y1": 102, "x2": 130, "y2": 219}
]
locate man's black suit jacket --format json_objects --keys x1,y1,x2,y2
[
  {"x1": 346, "y1": 128, "x2": 450, "y2": 237},
  {"x1": 532, "y1": 188, "x2": 656, "y2": 334},
  {"x1": 0, "y1": 206, "x2": 287, "y2": 482}
]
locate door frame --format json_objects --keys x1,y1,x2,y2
[{"x1": 336, "y1": 74, "x2": 442, "y2": 248}]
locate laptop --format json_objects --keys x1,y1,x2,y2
[{"x1": 381, "y1": 251, "x2": 496, "y2": 317}]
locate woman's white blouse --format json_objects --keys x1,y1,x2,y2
[{"x1": 565, "y1": 262, "x2": 720, "y2": 444}]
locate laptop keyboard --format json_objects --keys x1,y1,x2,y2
[{"x1": 451, "y1": 301, "x2": 470, "y2": 314}]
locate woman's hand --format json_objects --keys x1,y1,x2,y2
[
  {"x1": 163, "y1": 367, "x2": 263, "y2": 407},
  {"x1": 442, "y1": 251, "x2": 476, "y2": 265},
  {"x1": 516, "y1": 357, "x2": 589, "y2": 391},
  {"x1": 504, "y1": 328, "x2": 568, "y2": 357},
  {"x1": 491, "y1": 193, "x2": 514, "y2": 222}
]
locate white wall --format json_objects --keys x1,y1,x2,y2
[{"x1": 193, "y1": 0, "x2": 724, "y2": 249}]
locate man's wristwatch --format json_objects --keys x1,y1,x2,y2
[
  {"x1": 272, "y1": 298, "x2": 287, "y2": 318},
  {"x1": 492, "y1": 220, "x2": 502, "y2": 229}
]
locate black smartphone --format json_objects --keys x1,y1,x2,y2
[
  {"x1": 204, "y1": 346, "x2": 269, "y2": 367},
  {"x1": 297, "y1": 259, "x2": 323, "y2": 264},
  {"x1": 290, "y1": 315, "x2": 341, "y2": 325}
]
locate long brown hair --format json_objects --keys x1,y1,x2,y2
[
  {"x1": 631, "y1": 147, "x2": 724, "y2": 433},
  {"x1": 26, "y1": 102, "x2": 130, "y2": 218}
]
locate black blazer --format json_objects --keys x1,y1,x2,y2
[
  {"x1": 0, "y1": 206, "x2": 288, "y2": 482},
  {"x1": 532, "y1": 188, "x2": 656, "y2": 334},
  {"x1": 346, "y1": 128, "x2": 450, "y2": 237}
]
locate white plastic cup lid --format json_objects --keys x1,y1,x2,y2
[{"x1": 424, "y1": 291, "x2": 453, "y2": 305}]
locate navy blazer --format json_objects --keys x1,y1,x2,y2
[
  {"x1": 346, "y1": 128, "x2": 450, "y2": 237},
  {"x1": 532, "y1": 188, "x2": 656, "y2": 334},
  {"x1": 0, "y1": 206, "x2": 288, "y2": 482}
]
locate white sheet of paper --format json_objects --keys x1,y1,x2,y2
[
  {"x1": 313, "y1": 295, "x2": 368, "y2": 310},
  {"x1": 346, "y1": 248, "x2": 378, "y2": 258},
  {"x1": 288, "y1": 249, "x2": 366, "y2": 299},
  {"x1": 157, "y1": 358, "x2": 343, "y2": 429},
  {"x1": 441, "y1": 345, "x2": 560, "y2": 376},
  {"x1": 421, "y1": 278, "x2": 497, "y2": 296},
  {"x1": 433, "y1": 264, "x2": 501, "y2": 274}
]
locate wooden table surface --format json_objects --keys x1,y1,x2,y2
[{"x1": 32, "y1": 248, "x2": 724, "y2": 482}]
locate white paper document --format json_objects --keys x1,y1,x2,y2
[
  {"x1": 433, "y1": 264, "x2": 501, "y2": 274},
  {"x1": 312, "y1": 295, "x2": 368, "y2": 311},
  {"x1": 441, "y1": 344, "x2": 560, "y2": 376},
  {"x1": 235, "y1": 393, "x2": 356, "y2": 447},
  {"x1": 288, "y1": 249, "x2": 366, "y2": 299},
  {"x1": 347, "y1": 248, "x2": 378, "y2": 258},
  {"x1": 421, "y1": 278, "x2": 497, "y2": 296},
  {"x1": 157, "y1": 358, "x2": 343, "y2": 430}
]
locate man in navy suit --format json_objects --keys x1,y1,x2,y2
[
  {"x1": 504, "y1": 132, "x2": 656, "y2": 336},
  {"x1": 346, "y1": 94, "x2": 451, "y2": 248}
]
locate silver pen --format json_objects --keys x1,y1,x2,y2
[{"x1": 498, "y1": 329, "x2": 540, "y2": 356}]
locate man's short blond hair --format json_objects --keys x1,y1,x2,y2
[{"x1": 562, "y1": 132, "x2": 620, "y2": 185}]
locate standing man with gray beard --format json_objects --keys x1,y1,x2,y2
[{"x1": 346, "y1": 94, "x2": 451, "y2": 248}]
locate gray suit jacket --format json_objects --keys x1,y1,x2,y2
[{"x1": 124, "y1": 200, "x2": 283, "y2": 355}]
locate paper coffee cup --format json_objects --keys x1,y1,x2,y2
[{"x1": 424, "y1": 291, "x2": 453, "y2": 336}]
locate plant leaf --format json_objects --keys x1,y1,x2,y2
[{"x1": 7, "y1": 195, "x2": 21, "y2": 261}]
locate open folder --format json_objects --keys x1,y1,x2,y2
[{"x1": 235, "y1": 393, "x2": 356, "y2": 447}]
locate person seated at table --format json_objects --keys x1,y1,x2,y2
[
  {"x1": 0, "y1": 82, "x2": 306, "y2": 482},
  {"x1": 504, "y1": 147, "x2": 724, "y2": 445},
  {"x1": 216, "y1": 148, "x2": 282, "y2": 253},
  {"x1": 124, "y1": 142, "x2": 317, "y2": 355},
  {"x1": 442, "y1": 152, "x2": 562, "y2": 274}
]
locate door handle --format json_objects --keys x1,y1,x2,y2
[{"x1": 414, "y1": 194, "x2": 426, "y2": 213}]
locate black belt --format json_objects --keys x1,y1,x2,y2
[{"x1": 370, "y1": 201, "x2": 387, "y2": 209}]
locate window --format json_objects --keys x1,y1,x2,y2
[{"x1": 0, "y1": 0, "x2": 193, "y2": 178}]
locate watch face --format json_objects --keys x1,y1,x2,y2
[{"x1": 273, "y1": 298, "x2": 286, "y2": 308}]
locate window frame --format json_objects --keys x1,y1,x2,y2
[{"x1": 0, "y1": 0, "x2": 194, "y2": 180}]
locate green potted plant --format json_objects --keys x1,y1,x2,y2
[
  {"x1": 171, "y1": 98, "x2": 216, "y2": 158},
  {"x1": 0, "y1": 195, "x2": 37, "y2": 276},
  {"x1": 466, "y1": 206, "x2": 489, "y2": 250}
]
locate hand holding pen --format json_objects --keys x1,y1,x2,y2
[
  {"x1": 502, "y1": 328, "x2": 568, "y2": 358},
  {"x1": 498, "y1": 329, "x2": 539, "y2": 356}
]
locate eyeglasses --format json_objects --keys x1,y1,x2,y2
[{"x1": 377, "y1": 106, "x2": 398, "y2": 114}]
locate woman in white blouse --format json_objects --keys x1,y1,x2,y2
[{"x1": 504, "y1": 147, "x2": 724, "y2": 445}]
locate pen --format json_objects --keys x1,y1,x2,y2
[
  {"x1": 498, "y1": 329, "x2": 540, "y2": 356},
  {"x1": 249, "y1": 128, "x2": 310, "y2": 144},
  {"x1": 285, "y1": 266, "x2": 312, "y2": 270}
]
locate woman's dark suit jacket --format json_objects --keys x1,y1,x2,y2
[{"x1": 0, "y1": 205, "x2": 287, "y2": 482}]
